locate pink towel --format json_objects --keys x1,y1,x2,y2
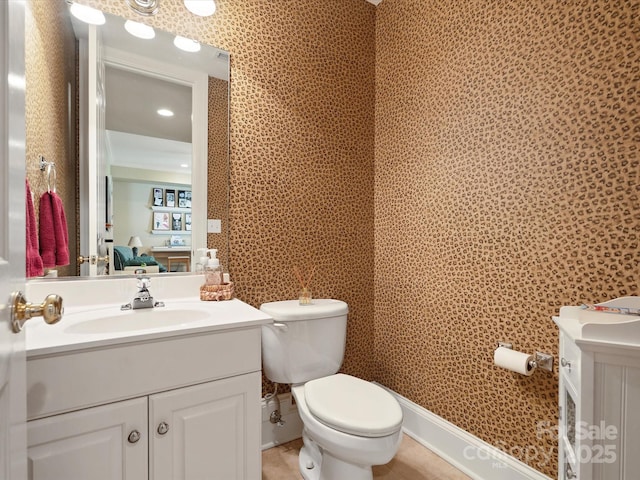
[
  {"x1": 39, "y1": 191, "x2": 70, "y2": 267},
  {"x1": 26, "y1": 180, "x2": 44, "y2": 277}
]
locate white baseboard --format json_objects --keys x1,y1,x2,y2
[
  {"x1": 260, "y1": 384, "x2": 553, "y2": 480},
  {"x1": 375, "y1": 383, "x2": 554, "y2": 480},
  {"x1": 261, "y1": 392, "x2": 303, "y2": 450}
]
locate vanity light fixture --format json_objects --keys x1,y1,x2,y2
[
  {"x1": 173, "y1": 35, "x2": 201, "y2": 53},
  {"x1": 126, "y1": 0, "x2": 160, "y2": 17},
  {"x1": 124, "y1": 20, "x2": 155, "y2": 39},
  {"x1": 157, "y1": 108, "x2": 174, "y2": 117},
  {"x1": 68, "y1": 2, "x2": 106, "y2": 25},
  {"x1": 183, "y1": 0, "x2": 216, "y2": 17}
]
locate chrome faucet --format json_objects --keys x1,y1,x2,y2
[{"x1": 121, "y1": 276, "x2": 164, "y2": 310}]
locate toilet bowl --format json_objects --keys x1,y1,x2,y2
[
  {"x1": 260, "y1": 300, "x2": 404, "y2": 480},
  {"x1": 293, "y1": 375, "x2": 403, "y2": 480}
]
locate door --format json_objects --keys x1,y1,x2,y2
[
  {"x1": 150, "y1": 373, "x2": 261, "y2": 480},
  {"x1": 79, "y1": 23, "x2": 108, "y2": 276},
  {"x1": 27, "y1": 398, "x2": 148, "y2": 480},
  {"x1": 0, "y1": 1, "x2": 27, "y2": 479}
]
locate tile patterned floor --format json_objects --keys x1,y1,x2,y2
[{"x1": 262, "y1": 434, "x2": 473, "y2": 480}]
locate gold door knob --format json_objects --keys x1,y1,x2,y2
[
  {"x1": 78, "y1": 255, "x2": 110, "y2": 265},
  {"x1": 10, "y1": 291, "x2": 64, "y2": 333}
]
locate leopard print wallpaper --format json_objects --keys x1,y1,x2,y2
[
  {"x1": 53, "y1": 0, "x2": 639, "y2": 476},
  {"x1": 374, "y1": 0, "x2": 639, "y2": 475},
  {"x1": 25, "y1": 0, "x2": 77, "y2": 277},
  {"x1": 207, "y1": 76, "x2": 229, "y2": 269}
]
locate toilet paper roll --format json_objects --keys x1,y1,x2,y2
[{"x1": 493, "y1": 346, "x2": 535, "y2": 376}]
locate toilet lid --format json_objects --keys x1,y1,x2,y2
[{"x1": 304, "y1": 374, "x2": 403, "y2": 438}]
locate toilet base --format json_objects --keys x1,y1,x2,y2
[
  {"x1": 298, "y1": 429, "x2": 374, "y2": 480},
  {"x1": 298, "y1": 430, "x2": 321, "y2": 480}
]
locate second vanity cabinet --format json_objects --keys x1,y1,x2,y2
[
  {"x1": 26, "y1": 316, "x2": 266, "y2": 480},
  {"x1": 554, "y1": 298, "x2": 640, "y2": 480}
]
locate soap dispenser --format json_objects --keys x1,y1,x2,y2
[
  {"x1": 199, "y1": 249, "x2": 234, "y2": 301},
  {"x1": 204, "y1": 249, "x2": 223, "y2": 285},
  {"x1": 195, "y1": 248, "x2": 208, "y2": 273}
]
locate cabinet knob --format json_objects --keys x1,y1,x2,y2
[
  {"x1": 157, "y1": 421, "x2": 169, "y2": 435},
  {"x1": 560, "y1": 357, "x2": 572, "y2": 369},
  {"x1": 128, "y1": 430, "x2": 141, "y2": 444}
]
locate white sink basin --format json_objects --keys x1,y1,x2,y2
[
  {"x1": 26, "y1": 298, "x2": 273, "y2": 357},
  {"x1": 64, "y1": 307, "x2": 209, "y2": 334}
]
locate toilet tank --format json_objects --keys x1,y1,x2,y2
[{"x1": 260, "y1": 299, "x2": 349, "y2": 385}]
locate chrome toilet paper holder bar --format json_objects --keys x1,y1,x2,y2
[{"x1": 497, "y1": 342, "x2": 554, "y2": 373}]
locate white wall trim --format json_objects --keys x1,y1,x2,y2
[
  {"x1": 376, "y1": 383, "x2": 553, "y2": 480},
  {"x1": 260, "y1": 384, "x2": 553, "y2": 480}
]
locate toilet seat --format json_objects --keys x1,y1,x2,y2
[{"x1": 304, "y1": 374, "x2": 403, "y2": 438}]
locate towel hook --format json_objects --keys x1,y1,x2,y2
[{"x1": 39, "y1": 155, "x2": 56, "y2": 193}]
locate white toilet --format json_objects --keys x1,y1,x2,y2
[{"x1": 260, "y1": 299, "x2": 403, "y2": 480}]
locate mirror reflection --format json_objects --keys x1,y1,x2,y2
[{"x1": 24, "y1": 1, "x2": 229, "y2": 279}]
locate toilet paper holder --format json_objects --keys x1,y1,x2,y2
[{"x1": 497, "y1": 342, "x2": 554, "y2": 373}]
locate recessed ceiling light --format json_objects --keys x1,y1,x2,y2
[
  {"x1": 173, "y1": 35, "x2": 201, "y2": 53},
  {"x1": 157, "y1": 108, "x2": 174, "y2": 117},
  {"x1": 69, "y1": 3, "x2": 106, "y2": 25},
  {"x1": 124, "y1": 20, "x2": 155, "y2": 39},
  {"x1": 184, "y1": 0, "x2": 216, "y2": 16}
]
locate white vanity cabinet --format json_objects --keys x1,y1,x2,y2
[
  {"x1": 27, "y1": 398, "x2": 148, "y2": 480},
  {"x1": 150, "y1": 373, "x2": 260, "y2": 480},
  {"x1": 554, "y1": 298, "x2": 640, "y2": 480},
  {"x1": 26, "y1": 317, "x2": 267, "y2": 480}
]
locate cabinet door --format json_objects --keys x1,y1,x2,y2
[
  {"x1": 150, "y1": 372, "x2": 261, "y2": 480},
  {"x1": 27, "y1": 397, "x2": 148, "y2": 480}
]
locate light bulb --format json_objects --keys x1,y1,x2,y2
[
  {"x1": 173, "y1": 36, "x2": 201, "y2": 53},
  {"x1": 124, "y1": 20, "x2": 155, "y2": 39},
  {"x1": 69, "y1": 3, "x2": 106, "y2": 25},
  {"x1": 184, "y1": 0, "x2": 216, "y2": 17}
]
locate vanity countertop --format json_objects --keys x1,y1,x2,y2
[{"x1": 26, "y1": 297, "x2": 273, "y2": 357}]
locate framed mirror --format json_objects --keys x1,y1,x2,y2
[{"x1": 24, "y1": 1, "x2": 229, "y2": 279}]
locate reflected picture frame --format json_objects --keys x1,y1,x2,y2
[
  {"x1": 153, "y1": 212, "x2": 170, "y2": 231},
  {"x1": 153, "y1": 187, "x2": 163, "y2": 207},
  {"x1": 166, "y1": 189, "x2": 176, "y2": 208}
]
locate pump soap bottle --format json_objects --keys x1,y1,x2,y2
[
  {"x1": 200, "y1": 249, "x2": 234, "y2": 301},
  {"x1": 204, "y1": 249, "x2": 223, "y2": 285}
]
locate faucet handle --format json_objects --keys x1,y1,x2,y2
[{"x1": 137, "y1": 276, "x2": 151, "y2": 289}]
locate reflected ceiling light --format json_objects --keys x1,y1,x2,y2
[
  {"x1": 69, "y1": 3, "x2": 106, "y2": 25},
  {"x1": 180, "y1": 164, "x2": 189, "y2": 168},
  {"x1": 124, "y1": 20, "x2": 155, "y2": 39},
  {"x1": 173, "y1": 35, "x2": 201, "y2": 53},
  {"x1": 157, "y1": 108, "x2": 174, "y2": 117},
  {"x1": 183, "y1": 0, "x2": 216, "y2": 16}
]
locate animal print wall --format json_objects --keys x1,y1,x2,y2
[
  {"x1": 71, "y1": 0, "x2": 639, "y2": 475},
  {"x1": 374, "y1": 0, "x2": 639, "y2": 475},
  {"x1": 25, "y1": 0, "x2": 77, "y2": 277},
  {"x1": 207, "y1": 77, "x2": 229, "y2": 269}
]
